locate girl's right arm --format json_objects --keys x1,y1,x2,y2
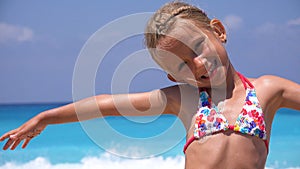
[{"x1": 0, "y1": 88, "x2": 177, "y2": 150}]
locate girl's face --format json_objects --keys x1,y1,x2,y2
[{"x1": 153, "y1": 19, "x2": 229, "y2": 88}]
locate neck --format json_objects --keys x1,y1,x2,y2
[{"x1": 210, "y1": 63, "x2": 243, "y2": 103}]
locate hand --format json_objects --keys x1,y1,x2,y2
[{"x1": 0, "y1": 115, "x2": 46, "y2": 150}]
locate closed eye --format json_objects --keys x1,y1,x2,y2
[
  {"x1": 194, "y1": 38, "x2": 205, "y2": 55},
  {"x1": 178, "y1": 61, "x2": 188, "y2": 71}
]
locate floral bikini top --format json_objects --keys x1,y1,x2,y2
[{"x1": 183, "y1": 73, "x2": 268, "y2": 153}]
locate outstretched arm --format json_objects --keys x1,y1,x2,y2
[
  {"x1": 277, "y1": 77, "x2": 300, "y2": 110},
  {"x1": 0, "y1": 89, "x2": 175, "y2": 150},
  {"x1": 260, "y1": 75, "x2": 300, "y2": 111}
]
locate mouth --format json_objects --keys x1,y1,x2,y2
[
  {"x1": 185, "y1": 59, "x2": 219, "y2": 86},
  {"x1": 200, "y1": 60, "x2": 217, "y2": 80},
  {"x1": 200, "y1": 74, "x2": 209, "y2": 79}
]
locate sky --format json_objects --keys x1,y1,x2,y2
[{"x1": 0, "y1": 0, "x2": 300, "y2": 104}]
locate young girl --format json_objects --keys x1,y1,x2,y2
[{"x1": 1, "y1": 2, "x2": 300, "y2": 169}]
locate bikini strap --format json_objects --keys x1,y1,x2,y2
[
  {"x1": 183, "y1": 136, "x2": 196, "y2": 153},
  {"x1": 237, "y1": 72, "x2": 254, "y2": 89}
]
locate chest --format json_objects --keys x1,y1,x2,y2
[
  {"x1": 199, "y1": 89, "x2": 253, "y2": 125},
  {"x1": 190, "y1": 88, "x2": 267, "y2": 140}
]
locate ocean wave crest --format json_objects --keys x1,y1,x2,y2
[
  {"x1": 0, "y1": 153, "x2": 185, "y2": 169},
  {"x1": 1, "y1": 153, "x2": 299, "y2": 169}
]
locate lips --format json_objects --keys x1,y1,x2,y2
[
  {"x1": 201, "y1": 73, "x2": 209, "y2": 79},
  {"x1": 185, "y1": 59, "x2": 219, "y2": 86}
]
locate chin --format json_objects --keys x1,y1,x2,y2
[{"x1": 210, "y1": 80, "x2": 227, "y2": 88}]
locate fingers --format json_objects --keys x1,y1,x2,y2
[
  {"x1": 1, "y1": 125, "x2": 44, "y2": 150},
  {"x1": 2, "y1": 135, "x2": 33, "y2": 150},
  {"x1": 10, "y1": 139, "x2": 22, "y2": 150},
  {"x1": 1, "y1": 129, "x2": 37, "y2": 150},
  {"x1": 22, "y1": 138, "x2": 31, "y2": 149},
  {"x1": 1, "y1": 130, "x2": 18, "y2": 150},
  {"x1": 0, "y1": 134, "x2": 9, "y2": 142},
  {"x1": 0, "y1": 129, "x2": 17, "y2": 142},
  {"x1": 2, "y1": 138, "x2": 14, "y2": 150},
  {"x1": 2, "y1": 133, "x2": 21, "y2": 150}
]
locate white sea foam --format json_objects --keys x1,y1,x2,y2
[
  {"x1": 0, "y1": 153, "x2": 185, "y2": 169},
  {"x1": 1, "y1": 153, "x2": 299, "y2": 169}
]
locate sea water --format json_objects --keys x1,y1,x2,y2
[{"x1": 0, "y1": 104, "x2": 299, "y2": 169}]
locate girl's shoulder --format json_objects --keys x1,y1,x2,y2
[
  {"x1": 250, "y1": 75, "x2": 300, "y2": 110},
  {"x1": 159, "y1": 84, "x2": 199, "y2": 104},
  {"x1": 251, "y1": 75, "x2": 296, "y2": 90},
  {"x1": 160, "y1": 83, "x2": 198, "y2": 98},
  {"x1": 249, "y1": 75, "x2": 290, "y2": 97},
  {"x1": 251, "y1": 74, "x2": 280, "y2": 82}
]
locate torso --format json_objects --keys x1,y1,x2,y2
[{"x1": 165, "y1": 75, "x2": 281, "y2": 169}]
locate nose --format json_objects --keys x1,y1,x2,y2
[{"x1": 192, "y1": 56, "x2": 207, "y2": 77}]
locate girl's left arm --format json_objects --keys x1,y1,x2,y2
[{"x1": 275, "y1": 76, "x2": 300, "y2": 110}]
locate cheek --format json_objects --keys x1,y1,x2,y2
[
  {"x1": 218, "y1": 49, "x2": 229, "y2": 69},
  {"x1": 207, "y1": 39, "x2": 229, "y2": 69},
  {"x1": 169, "y1": 68, "x2": 195, "y2": 82},
  {"x1": 203, "y1": 33, "x2": 228, "y2": 61},
  {"x1": 152, "y1": 56, "x2": 171, "y2": 72},
  {"x1": 212, "y1": 39, "x2": 228, "y2": 60},
  {"x1": 199, "y1": 39, "x2": 219, "y2": 58},
  {"x1": 210, "y1": 66, "x2": 227, "y2": 87},
  {"x1": 177, "y1": 66, "x2": 195, "y2": 79}
]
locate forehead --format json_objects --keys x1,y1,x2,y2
[{"x1": 156, "y1": 19, "x2": 208, "y2": 51}]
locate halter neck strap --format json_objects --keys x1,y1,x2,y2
[{"x1": 237, "y1": 72, "x2": 254, "y2": 89}]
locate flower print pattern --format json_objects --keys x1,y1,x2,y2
[
  {"x1": 234, "y1": 88, "x2": 267, "y2": 139},
  {"x1": 194, "y1": 91, "x2": 228, "y2": 138},
  {"x1": 193, "y1": 88, "x2": 267, "y2": 141}
]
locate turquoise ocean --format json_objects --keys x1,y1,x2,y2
[{"x1": 0, "y1": 104, "x2": 299, "y2": 169}]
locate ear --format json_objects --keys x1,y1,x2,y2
[
  {"x1": 210, "y1": 19, "x2": 227, "y2": 43},
  {"x1": 167, "y1": 74, "x2": 177, "y2": 82}
]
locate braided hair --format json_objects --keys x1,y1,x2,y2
[{"x1": 145, "y1": 2, "x2": 211, "y2": 51}]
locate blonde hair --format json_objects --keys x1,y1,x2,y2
[{"x1": 144, "y1": 1, "x2": 211, "y2": 50}]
